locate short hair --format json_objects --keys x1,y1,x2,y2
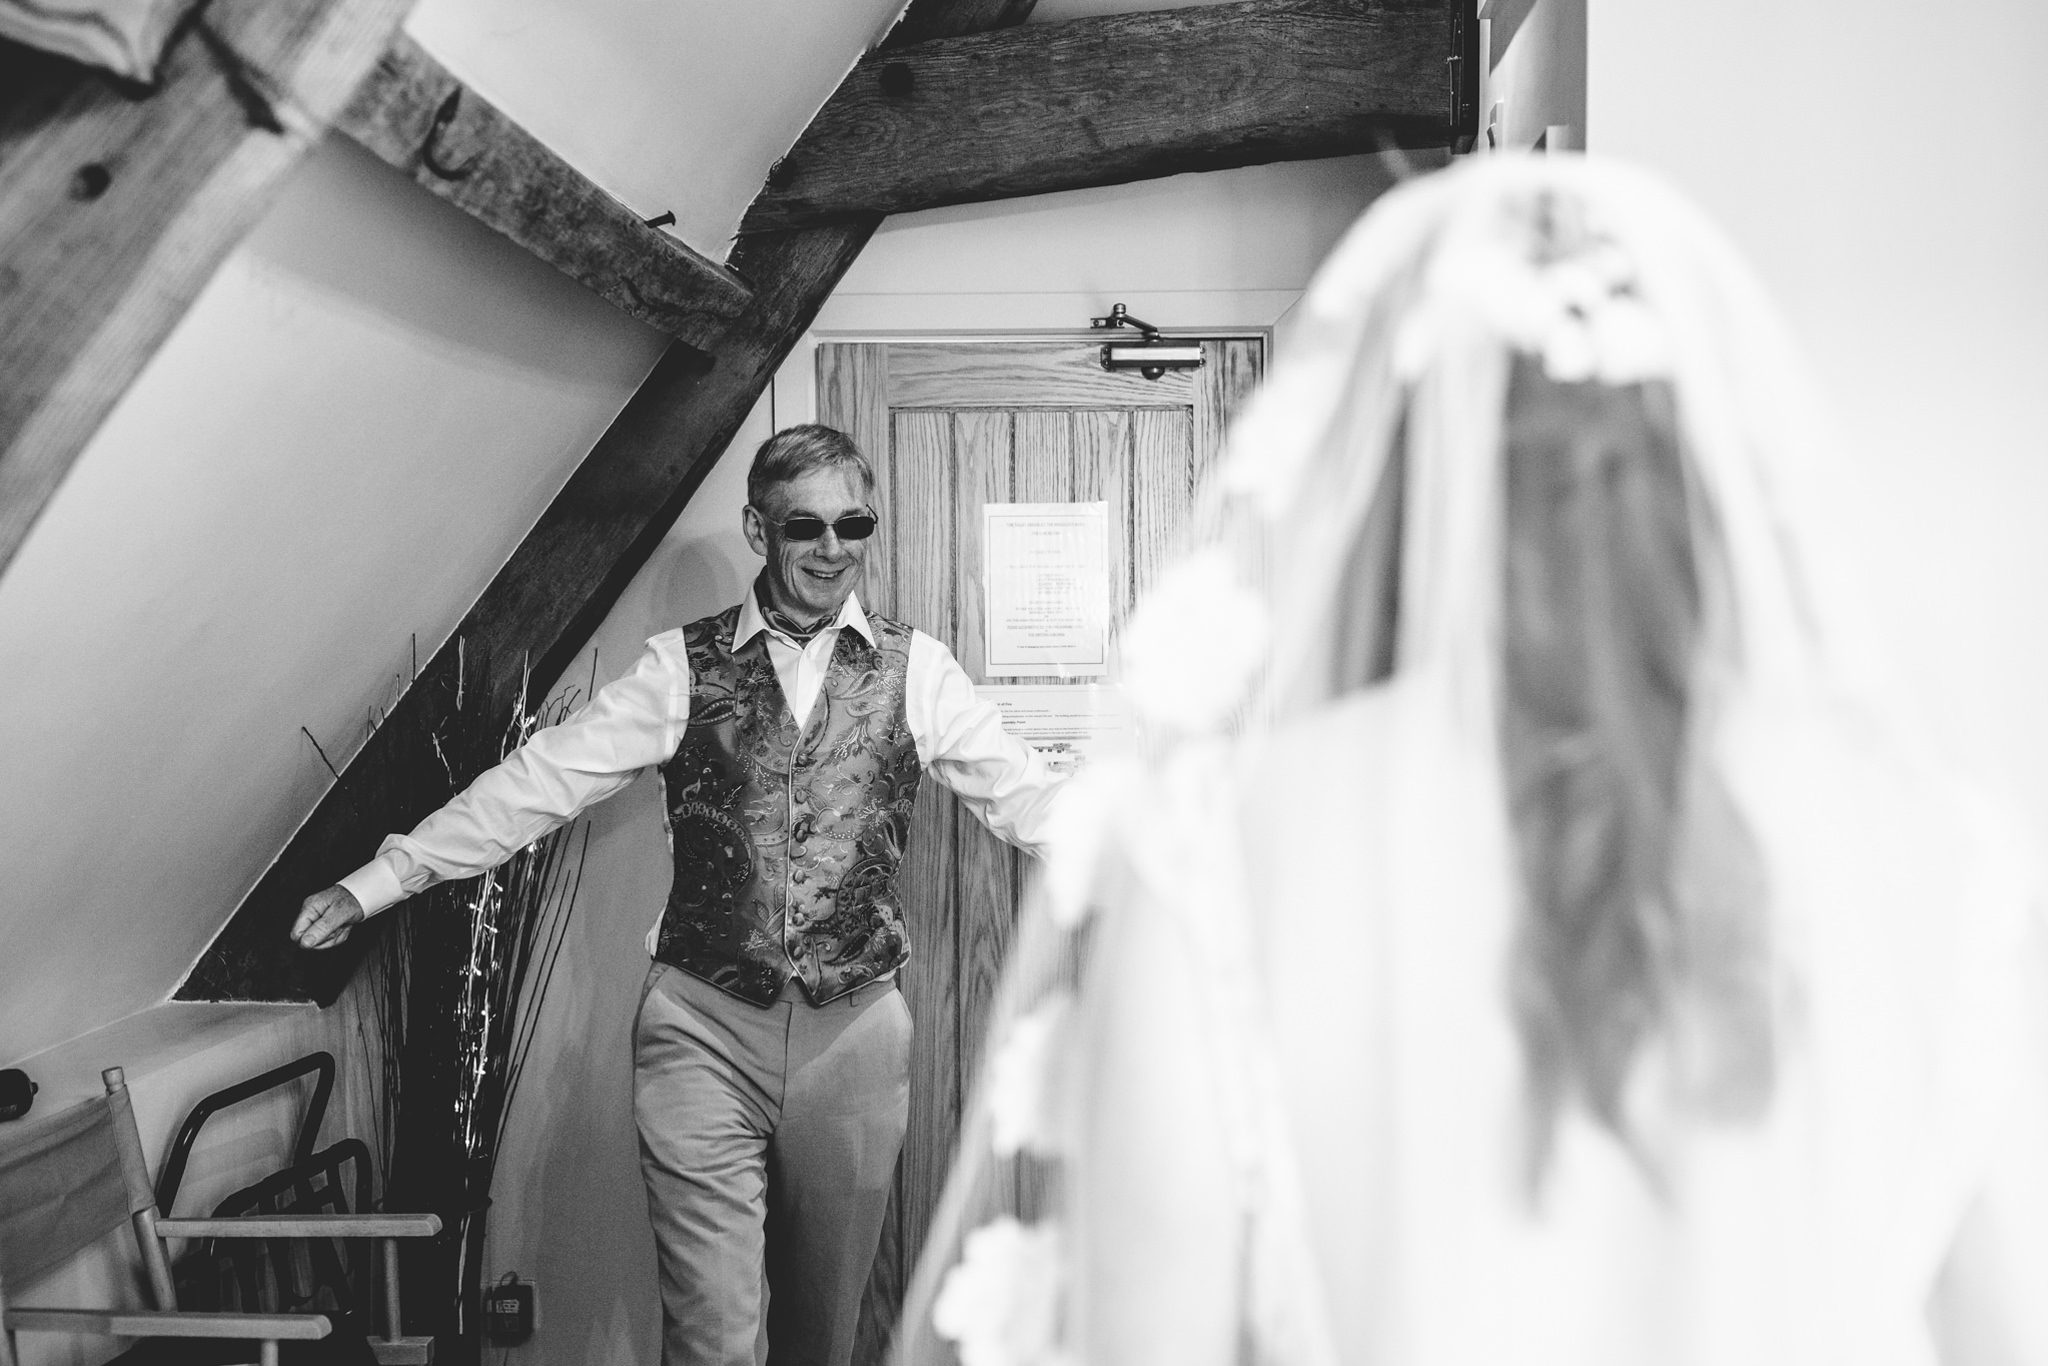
[{"x1": 747, "y1": 424, "x2": 874, "y2": 510}]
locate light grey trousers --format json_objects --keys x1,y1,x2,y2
[{"x1": 633, "y1": 962, "x2": 913, "y2": 1366}]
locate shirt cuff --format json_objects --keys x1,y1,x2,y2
[{"x1": 338, "y1": 858, "x2": 406, "y2": 918}]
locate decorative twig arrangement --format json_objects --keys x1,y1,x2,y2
[{"x1": 357, "y1": 642, "x2": 589, "y2": 1363}]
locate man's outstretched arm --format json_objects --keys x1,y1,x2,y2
[
  {"x1": 908, "y1": 631, "x2": 1070, "y2": 857},
  {"x1": 290, "y1": 630, "x2": 691, "y2": 949}
]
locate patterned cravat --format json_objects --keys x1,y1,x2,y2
[{"x1": 763, "y1": 606, "x2": 830, "y2": 647}]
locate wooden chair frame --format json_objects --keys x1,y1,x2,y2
[
  {"x1": 154, "y1": 1053, "x2": 438, "y2": 1365},
  {"x1": 0, "y1": 1066, "x2": 440, "y2": 1366}
]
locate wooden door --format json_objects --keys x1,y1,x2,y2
[{"x1": 818, "y1": 337, "x2": 1264, "y2": 1365}]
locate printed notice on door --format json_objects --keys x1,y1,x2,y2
[
  {"x1": 977, "y1": 685, "x2": 1134, "y2": 775},
  {"x1": 983, "y1": 502, "x2": 1111, "y2": 676}
]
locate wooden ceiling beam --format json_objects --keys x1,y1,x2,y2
[
  {"x1": 741, "y1": 0, "x2": 1458, "y2": 236},
  {"x1": 335, "y1": 33, "x2": 751, "y2": 349},
  {"x1": 882, "y1": 0, "x2": 1039, "y2": 47},
  {"x1": 0, "y1": 0, "x2": 416, "y2": 578}
]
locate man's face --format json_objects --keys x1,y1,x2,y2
[{"x1": 744, "y1": 466, "x2": 873, "y2": 625}]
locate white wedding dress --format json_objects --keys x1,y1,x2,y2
[{"x1": 896, "y1": 156, "x2": 2048, "y2": 1366}]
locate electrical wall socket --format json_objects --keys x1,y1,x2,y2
[{"x1": 484, "y1": 1274, "x2": 539, "y2": 1346}]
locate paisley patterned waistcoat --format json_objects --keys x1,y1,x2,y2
[{"x1": 655, "y1": 604, "x2": 925, "y2": 1005}]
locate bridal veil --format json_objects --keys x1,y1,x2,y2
[{"x1": 894, "y1": 155, "x2": 2048, "y2": 1366}]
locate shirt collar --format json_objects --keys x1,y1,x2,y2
[{"x1": 733, "y1": 582, "x2": 875, "y2": 650}]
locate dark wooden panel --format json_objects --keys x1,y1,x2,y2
[
  {"x1": 335, "y1": 33, "x2": 750, "y2": 349},
  {"x1": 1074, "y1": 409, "x2": 1135, "y2": 634},
  {"x1": 953, "y1": 411, "x2": 1024, "y2": 1092},
  {"x1": 862, "y1": 774, "x2": 958, "y2": 1366},
  {"x1": 949, "y1": 411, "x2": 1013, "y2": 683},
  {"x1": 743, "y1": 0, "x2": 1456, "y2": 233},
  {"x1": 1012, "y1": 410, "x2": 1076, "y2": 504},
  {"x1": 1194, "y1": 336, "x2": 1266, "y2": 481},
  {"x1": 889, "y1": 410, "x2": 967, "y2": 1323},
  {"x1": 1001, "y1": 409, "x2": 1080, "y2": 688},
  {"x1": 892, "y1": 410, "x2": 964, "y2": 655},
  {"x1": 0, "y1": 0, "x2": 416, "y2": 576},
  {"x1": 1130, "y1": 407, "x2": 1197, "y2": 604},
  {"x1": 818, "y1": 343, "x2": 895, "y2": 611},
  {"x1": 860, "y1": 765, "x2": 959, "y2": 1366},
  {"x1": 884, "y1": 0, "x2": 1039, "y2": 47}
]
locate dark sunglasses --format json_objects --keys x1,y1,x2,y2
[{"x1": 767, "y1": 510, "x2": 878, "y2": 542}]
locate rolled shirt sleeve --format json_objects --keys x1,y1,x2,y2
[
  {"x1": 338, "y1": 630, "x2": 692, "y2": 915},
  {"x1": 907, "y1": 631, "x2": 1068, "y2": 857}
]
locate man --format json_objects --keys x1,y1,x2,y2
[{"x1": 292, "y1": 424, "x2": 1065, "y2": 1366}]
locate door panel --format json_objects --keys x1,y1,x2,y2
[
  {"x1": 818, "y1": 337, "x2": 1263, "y2": 1366},
  {"x1": 884, "y1": 407, "x2": 965, "y2": 1357},
  {"x1": 887, "y1": 340, "x2": 1201, "y2": 408}
]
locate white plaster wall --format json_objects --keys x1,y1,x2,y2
[
  {"x1": 1589, "y1": 0, "x2": 2048, "y2": 838},
  {"x1": 0, "y1": 135, "x2": 667, "y2": 1065},
  {"x1": 831, "y1": 154, "x2": 1408, "y2": 311},
  {"x1": 402, "y1": 0, "x2": 908, "y2": 257},
  {"x1": 1483, "y1": 0, "x2": 1585, "y2": 152},
  {"x1": 479, "y1": 154, "x2": 1409, "y2": 1366}
]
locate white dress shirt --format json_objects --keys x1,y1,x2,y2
[{"x1": 339, "y1": 589, "x2": 1066, "y2": 953}]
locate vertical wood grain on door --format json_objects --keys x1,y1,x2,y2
[{"x1": 819, "y1": 338, "x2": 1262, "y2": 1366}]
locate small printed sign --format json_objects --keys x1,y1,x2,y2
[
  {"x1": 983, "y1": 502, "x2": 1111, "y2": 677},
  {"x1": 978, "y1": 684, "x2": 1134, "y2": 775}
]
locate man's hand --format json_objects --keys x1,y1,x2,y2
[{"x1": 292, "y1": 885, "x2": 365, "y2": 950}]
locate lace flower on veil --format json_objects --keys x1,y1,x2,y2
[
  {"x1": 911, "y1": 156, "x2": 1889, "y2": 1366},
  {"x1": 988, "y1": 994, "x2": 1074, "y2": 1159},
  {"x1": 1393, "y1": 221, "x2": 1673, "y2": 387},
  {"x1": 932, "y1": 1218, "x2": 1073, "y2": 1366},
  {"x1": 1118, "y1": 548, "x2": 1271, "y2": 734}
]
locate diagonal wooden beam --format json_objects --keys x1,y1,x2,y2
[
  {"x1": 0, "y1": 0, "x2": 417, "y2": 579},
  {"x1": 741, "y1": 0, "x2": 1458, "y2": 236},
  {"x1": 175, "y1": 1, "x2": 1032, "y2": 1003},
  {"x1": 181, "y1": 1, "x2": 1046, "y2": 1006},
  {"x1": 883, "y1": 0, "x2": 1038, "y2": 47},
  {"x1": 180, "y1": 221, "x2": 875, "y2": 1004},
  {"x1": 335, "y1": 33, "x2": 751, "y2": 349}
]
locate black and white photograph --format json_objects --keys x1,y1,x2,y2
[{"x1": 3, "y1": 2, "x2": 2045, "y2": 1365}]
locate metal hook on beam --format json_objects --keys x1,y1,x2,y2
[{"x1": 420, "y1": 87, "x2": 481, "y2": 181}]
